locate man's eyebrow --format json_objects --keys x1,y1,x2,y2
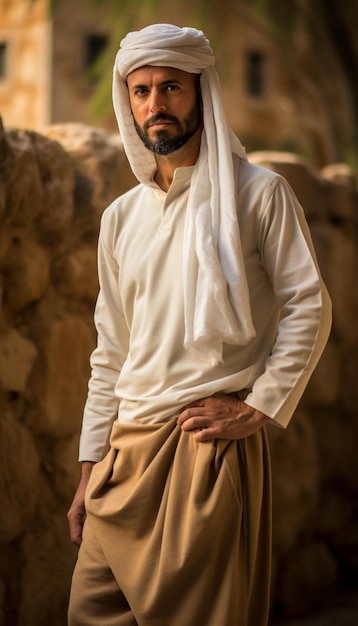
[
  {"x1": 129, "y1": 78, "x2": 183, "y2": 90},
  {"x1": 128, "y1": 83, "x2": 147, "y2": 91}
]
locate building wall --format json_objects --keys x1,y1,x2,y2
[
  {"x1": 50, "y1": 0, "x2": 115, "y2": 127},
  {"x1": 207, "y1": 7, "x2": 300, "y2": 150},
  {"x1": 0, "y1": 0, "x2": 51, "y2": 130}
]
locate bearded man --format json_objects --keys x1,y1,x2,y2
[{"x1": 67, "y1": 24, "x2": 331, "y2": 626}]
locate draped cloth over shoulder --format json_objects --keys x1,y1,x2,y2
[{"x1": 113, "y1": 24, "x2": 256, "y2": 365}]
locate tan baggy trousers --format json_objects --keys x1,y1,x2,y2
[{"x1": 68, "y1": 419, "x2": 272, "y2": 626}]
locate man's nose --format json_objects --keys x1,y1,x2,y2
[{"x1": 149, "y1": 90, "x2": 166, "y2": 113}]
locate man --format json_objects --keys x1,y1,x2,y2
[{"x1": 67, "y1": 24, "x2": 332, "y2": 626}]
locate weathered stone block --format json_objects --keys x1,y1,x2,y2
[
  {"x1": 326, "y1": 229, "x2": 358, "y2": 344},
  {"x1": 2, "y1": 234, "x2": 51, "y2": 312},
  {"x1": 44, "y1": 123, "x2": 136, "y2": 238},
  {"x1": 317, "y1": 487, "x2": 356, "y2": 536},
  {"x1": 60, "y1": 243, "x2": 99, "y2": 302},
  {"x1": 26, "y1": 313, "x2": 94, "y2": 438},
  {"x1": 18, "y1": 509, "x2": 76, "y2": 626},
  {"x1": 303, "y1": 339, "x2": 340, "y2": 406},
  {"x1": 322, "y1": 163, "x2": 358, "y2": 222},
  {"x1": 249, "y1": 150, "x2": 325, "y2": 221},
  {"x1": 0, "y1": 410, "x2": 40, "y2": 542},
  {"x1": 0, "y1": 328, "x2": 37, "y2": 392},
  {"x1": 278, "y1": 542, "x2": 339, "y2": 617},
  {"x1": 1, "y1": 128, "x2": 44, "y2": 226},
  {"x1": 308, "y1": 221, "x2": 335, "y2": 290},
  {"x1": 268, "y1": 410, "x2": 319, "y2": 558},
  {"x1": 312, "y1": 408, "x2": 358, "y2": 492},
  {"x1": 340, "y1": 347, "x2": 358, "y2": 417}
]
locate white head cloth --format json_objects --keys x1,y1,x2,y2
[{"x1": 113, "y1": 24, "x2": 255, "y2": 365}]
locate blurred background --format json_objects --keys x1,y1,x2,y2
[
  {"x1": 0, "y1": 1, "x2": 358, "y2": 625},
  {"x1": 2, "y1": 0, "x2": 358, "y2": 167}
]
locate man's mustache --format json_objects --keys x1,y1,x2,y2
[{"x1": 143, "y1": 113, "x2": 180, "y2": 131}]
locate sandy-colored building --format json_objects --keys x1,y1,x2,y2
[{"x1": 0, "y1": 0, "x2": 353, "y2": 165}]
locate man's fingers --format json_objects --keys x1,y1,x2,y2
[
  {"x1": 68, "y1": 516, "x2": 84, "y2": 546},
  {"x1": 177, "y1": 403, "x2": 219, "y2": 429},
  {"x1": 178, "y1": 413, "x2": 208, "y2": 430},
  {"x1": 70, "y1": 527, "x2": 83, "y2": 547},
  {"x1": 67, "y1": 505, "x2": 86, "y2": 546},
  {"x1": 193, "y1": 427, "x2": 217, "y2": 442},
  {"x1": 177, "y1": 406, "x2": 205, "y2": 424}
]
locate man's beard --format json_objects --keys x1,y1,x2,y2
[{"x1": 134, "y1": 99, "x2": 202, "y2": 156}]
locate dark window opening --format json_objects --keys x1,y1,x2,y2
[
  {"x1": 246, "y1": 51, "x2": 266, "y2": 98},
  {"x1": 84, "y1": 34, "x2": 109, "y2": 79},
  {"x1": 0, "y1": 42, "x2": 8, "y2": 80}
]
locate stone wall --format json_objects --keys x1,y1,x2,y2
[{"x1": 0, "y1": 121, "x2": 357, "y2": 625}]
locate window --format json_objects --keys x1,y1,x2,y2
[
  {"x1": 0, "y1": 42, "x2": 8, "y2": 80},
  {"x1": 84, "y1": 34, "x2": 109, "y2": 79},
  {"x1": 246, "y1": 51, "x2": 266, "y2": 98}
]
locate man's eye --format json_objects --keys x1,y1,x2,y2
[
  {"x1": 166, "y1": 85, "x2": 179, "y2": 91},
  {"x1": 135, "y1": 88, "x2": 148, "y2": 96}
]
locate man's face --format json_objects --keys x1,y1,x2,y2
[{"x1": 127, "y1": 66, "x2": 202, "y2": 155}]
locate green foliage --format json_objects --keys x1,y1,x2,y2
[{"x1": 49, "y1": 0, "x2": 61, "y2": 14}]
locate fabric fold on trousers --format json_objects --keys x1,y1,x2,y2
[{"x1": 72, "y1": 419, "x2": 271, "y2": 626}]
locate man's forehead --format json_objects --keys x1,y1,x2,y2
[{"x1": 127, "y1": 65, "x2": 195, "y2": 83}]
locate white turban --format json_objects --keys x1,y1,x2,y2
[{"x1": 113, "y1": 24, "x2": 255, "y2": 365}]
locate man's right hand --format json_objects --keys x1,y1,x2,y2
[{"x1": 67, "y1": 461, "x2": 96, "y2": 547}]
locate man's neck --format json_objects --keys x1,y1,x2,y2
[{"x1": 154, "y1": 128, "x2": 202, "y2": 192}]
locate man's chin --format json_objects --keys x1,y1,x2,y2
[
  {"x1": 145, "y1": 129, "x2": 201, "y2": 156},
  {"x1": 142, "y1": 133, "x2": 184, "y2": 156},
  {"x1": 148, "y1": 141, "x2": 180, "y2": 156}
]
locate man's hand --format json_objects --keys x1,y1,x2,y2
[
  {"x1": 177, "y1": 393, "x2": 269, "y2": 442},
  {"x1": 67, "y1": 461, "x2": 96, "y2": 547}
]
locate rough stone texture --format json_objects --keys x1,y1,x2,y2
[
  {"x1": 0, "y1": 122, "x2": 135, "y2": 626},
  {"x1": 250, "y1": 152, "x2": 358, "y2": 619},
  {"x1": 0, "y1": 328, "x2": 37, "y2": 392},
  {"x1": 0, "y1": 124, "x2": 357, "y2": 625},
  {"x1": 0, "y1": 407, "x2": 40, "y2": 543},
  {"x1": 278, "y1": 542, "x2": 339, "y2": 617}
]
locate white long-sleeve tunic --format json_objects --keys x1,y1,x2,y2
[{"x1": 79, "y1": 158, "x2": 331, "y2": 462}]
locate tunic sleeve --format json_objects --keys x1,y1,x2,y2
[
  {"x1": 245, "y1": 176, "x2": 332, "y2": 427},
  {"x1": 79, "y1": 208, "x2": 129, "y2": 461}
]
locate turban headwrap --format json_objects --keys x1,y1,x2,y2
[{"x1": 113, "y1": 24, "x2": 255, "y2": 365}]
